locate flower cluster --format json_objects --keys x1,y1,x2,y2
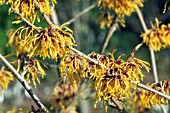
[
  {"x1": 13, "y1": 54, "x2": 46, "y2": 88},
  {"x1": 98, "y1": 0, "x2": 144, "y2": 16},
  {"x1": 60, "y1": 53, "x2": 88, "y2": 84},
  {"x1": 141, "y1": 18, "x2": 170, "y2": 51},
  {"x1": 60, "y1": 51, "x2": 150, "y2": 111},
  {"x1": 25, "y1": 58, "x2": 46, "y2": 88},
  {"x1": 99, "y1": 12, "x2": 113, "y2": 29},
  {"x1": 51, "y1": 82, "x2": 78, "y2": 110},
  {"x1": 0, "y1": 67, "x2": 14, "y2": 94},
  {"x1": 3, "y1": 0, "x2": 57, "y2": 23},
  {"x1": 7, "y1": 25, "x2": 76, "y2": 60},
  {"x1": 132, "y1": 80, "x2": 169, "y2": 109}
]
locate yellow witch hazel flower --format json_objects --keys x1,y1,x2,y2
[
  {"x1": 141, "y1": 18, "x2": 170, "y2": 51},
  {"x1": 51, "y1": 82, "x2": 78, "y2": 110},
  {"x1": 5, "y1": 0, "x2": 57, "y2": 23},
  {"x1": 60, "y1": 53, "x2": 88, "y2": 84},
  {"x1": 0, "y1": 67, "x2": 14, "y2": 94},
  {"x1": 98, "y1": 0, "x2": 144, "y2": 16},
  {"x1": 30, "y1": 26, "x2": 76, "y2": 60},
  {"x1": 7, "y1": 25, "x2": 76, "y2": 60},
  {"x1": 6, "y1": 26, "x2": 37, "y2": 55},
  {"x1": 25, "y1": 58, "x2": 46, "y2": 88},
  {"x1": 99, "y1": 12, "x2": 113, "y2": 29},
  {"x1": 130, "y1": 80, "x2": 170, "y2": 112},
  {"x1": 59, "y1": 50, "x2": 150, "y2": 111}
]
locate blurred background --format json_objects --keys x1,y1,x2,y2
[{"x1": 0, "y1": 0, "x2": 169, "y2": 113}]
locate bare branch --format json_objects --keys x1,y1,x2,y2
[
  {"x1": 135, "y1": 4, "x2": 159, "y2": 84},
  {"x1": 0, "y1": 54, "x2": 48, "y2": 112},
  {"x1": 63, "y1": 2, "x2": 98, "y2": 25},
  {"x1": 11, "y1": 7, "x2": 40, "y2": 32},
  {"x1": 99, "y1": 17, "x2": 117, "y2": 54}
]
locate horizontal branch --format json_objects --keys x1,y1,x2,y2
[{"x1": 0, "y1": 54, "x2": 47, "y2": 112}]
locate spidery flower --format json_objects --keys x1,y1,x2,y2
[
  {"x1": 131, "y1": 80, "x2": 170, "y2": 110},
  {"x1": 98, "y1": 0, "x2": 144, "y2": 16},
  {"x1": 25, "y1": 58, "x2": 46, "y2": 88},
  {"x1": 141, "y1": 18, "x2": 170, "y2": 51},
  {"x1": 86, "y1": 52, "x2": 150, "y2": 111},
  {"x1": 5, "y1": 0, "x2": 57, "y2": 23},
  {"x1": 60, "y1": 50, "x2": 150, "y2": 111},
  {"x1": 6, "y1": 26, "x2": 37, "y2": 55},
  {"x1": 99, "y1": 12, "x2": 113, "y2": 29},
  {"x1": 0, "y1": 67, "x2": 14, "y2": 95},
  {"x1": 51, "y1": 82, "x2": 78, "y2": 110},
  {"x1": 60, "y1": 53, "x2": 88, "y2": 84},
  {"x1": 7, "y1": 25, "x2": 76, "y2": 60},
  {"x1": 30, "y1": 26, "x2": 76, "y2": 60}
]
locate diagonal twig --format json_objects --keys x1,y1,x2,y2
[
  {"x1": 135, "y1": 4, "x2": 159, "y2": 83},
  {"x1": 135, "y1": 4, "x2": 167, "y2": 113},
  {"x1": 63, "y1": 2, "x2": 98, "y2": 25},
  {"x1": 0, "y1": 54, "x2": 48, "y2": 112},
  {"x1": 99, "y1": 16, "x2": 118, "y2": 54}
]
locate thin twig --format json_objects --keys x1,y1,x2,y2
[
  {"x1": 135, "y1": 4, "x2": 159, "y2": 84},
  {"x1": 51, "y1": 6, "x2": 60, "y2": 26},
  {"x1": 63, "y1": 2, "x2": 98, "y2": 25},
  {"x1": 0, "y1": 54, "x2": 47, "y2": 112},
  {"x1": 34, "y1": 0, "x2": 53, "y2": 26},
  {"x1": 135, "y1": 4, "x2": 167, "y2": 112},
  {"x1": 129, "y1": 42, "x2": 143, "y2": 57},
  {"x1": 11, "y1": 7, "x2": 40, "y2": 32},
  {"x1": 99, "y1": 17, "x2": 117, "y2": 54},
  {"x1": 129, "y1": 80, "x2": 170, "y2": 100}
]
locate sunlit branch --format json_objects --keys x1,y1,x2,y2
[
  {"x1": 128, "y1": 42, "x2": 143, "y2": 58},
  {"x1": 63, "y1": 2, "x2": 98, "y2": 25},
  {"x1": 0, "y1": 54, "x2": 48, "y2": 113},
  {"x1": 129, "y1": 80, "x2": 170, "y2": 100},
  {"x1": 135, "y1": 4, "x2": 167, "y2": 112},
  {"x1": 11, "y1": 7, "x2": 40, "y2": 32},
  {"x1": 99, "y1": 16, "x2": 117, "y2": 54},
  {"x1": 135, "y1": 4, "x2": 159, "y2": 83},
  {"x1": 51, "y1": 6, "x2": 60, "y2": 26},
  {"x1": 34, "y1": 0, "x2": 53, "y2": 26}
]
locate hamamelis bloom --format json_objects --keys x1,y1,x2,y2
[
  {"x1": 87, "y1": 52, "x2": 150, "y2": 110},
  {"x1": 59, "y1": 51, "x2": 150, "y2": 111},
  {"x1": 60, "y1": 53, "x2": 88, "y2": 84},
  {"x1": 30, "y1": 26, "x2": 76, "y2": 60},
  {"x1": 6, "y1": 0, "x2": 37, "y2": 23},
  {"x1": 5, "y1": 0, "x2": 57, "y2": 23},
  {"x1": 98, "y1": 0, "x2": 144, "y2": 16},
  {"x1": 38, "y1": 0, "x2": 57, "y2": 17},
  {"x1": 6, "y1": 26, "x2": 37, "y2": 55},
  {"x1": 99, "y1": 12, "x2": 113, "y2": 29},
  {"x1": 51, "y1": 82, "x2": 78, "y2": 110},
  {"x1": 7, "y1": 25, "x2": 76, "y2": 60},
  {"x1": 141, "y1": 18, "x2": 170, "y2": 51},
  {"x1": 132, "y1": 80, "x2": 170, "y2": 109},
  {"x1": 0, "y1": 67, "x2": 14, "y2": 94},
  {"x1": 25, "y1": 58, "x2": 46, "y2": 88}
]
